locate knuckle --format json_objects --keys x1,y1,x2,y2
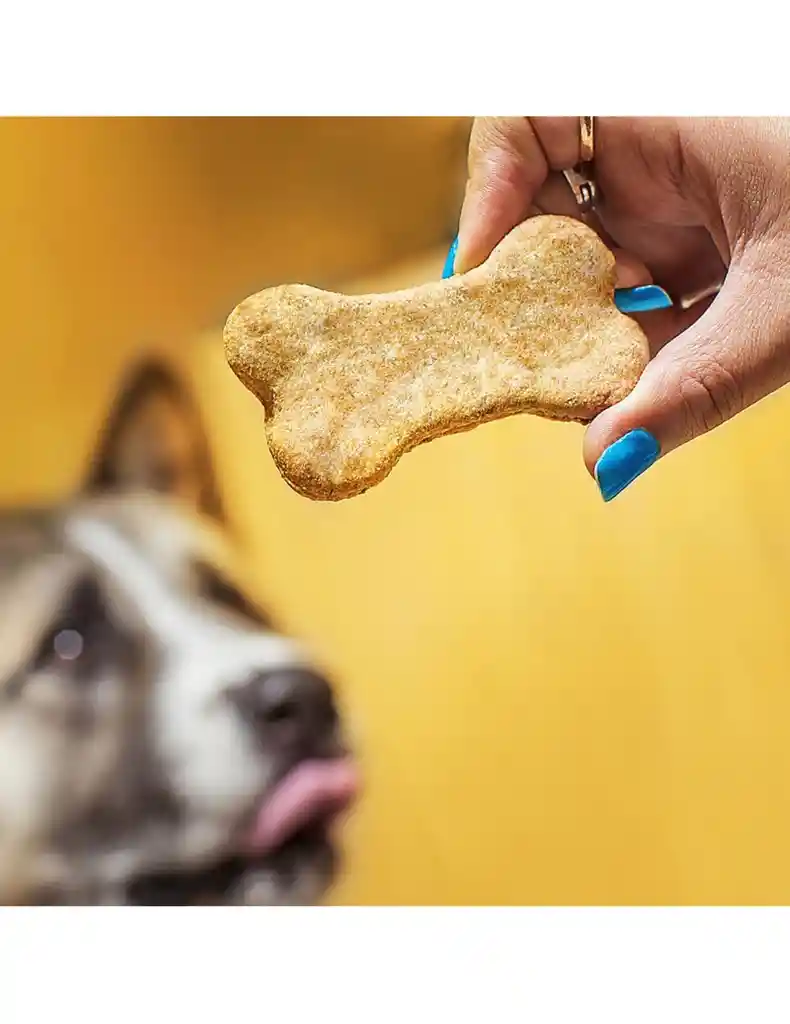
[
  {"x1": 469, "y1": 117, "x2": 546, "y2": 190},
  {"x1": 674, "y1": 356, "x2": 745, "y2": 439},
  {"x1": 468, "y1": 118, "x2": 520, "y2": 172}
]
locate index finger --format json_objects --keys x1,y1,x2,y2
[{"x1": 455, "y1": 117, "x2": 583, "y2": 274}]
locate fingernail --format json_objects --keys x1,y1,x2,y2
[
  {"x1": 594, "y1": 429, "x2": 660, "y2": 502},
  {"x1": 442, "y1": 236, "x2": 458, "y2": 279},
  {"x1": 614, "y1": 285, "x2": 673, "y2": 314}
]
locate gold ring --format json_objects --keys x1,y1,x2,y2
[
  {"x1": 579, "y1": 116, "x2": 594, "y2": 166},
  {"x1": 564, "y1": 117, "x2": 597, "y2": 214},
  {"x1": 564, "y1": 168, "x2": 597, "y2": 215}
]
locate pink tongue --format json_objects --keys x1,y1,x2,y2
[{"x1": 247, "y1": 759, "x2": 359, "y2": 855}]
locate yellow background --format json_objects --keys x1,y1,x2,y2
[{"x1": 3, "y1": 117, "x2": 790, "y2": 904}]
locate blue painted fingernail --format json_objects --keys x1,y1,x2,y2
[
  {"x1": 610, "y1": 284, "x2": 672, "y2": 311},
  {"x1": 594, "y1": 429, "x2": 660, "y2": 502},
  {"x1": 614, "y1": 285, "x2": 673, "y2": 314},
  {"x1": 442, "y1": 236, "x2": 458, "y2": 279}
]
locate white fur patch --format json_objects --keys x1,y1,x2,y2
[{"x1": 64, "y1": 514, "x2": 313, "y2": 858}]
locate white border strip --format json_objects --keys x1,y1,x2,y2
[{"x1": 3, "y1": 907, "x2": 790, "y2": 1023}]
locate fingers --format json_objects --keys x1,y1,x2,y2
[
  {"x1": 453, "y1": 118, "x2": 653, "y2": 288},
  {"x1": 627, "y1": 298, "x2": 714, "y2": 357},
  {"x1": 611, "y1": 249, "x2": 653, "y2": 289},
  {"x1": 532, "y1": 171, "x2": 585, "y2": 221},
  {"x1": 585, "y1": 241, "x2": 790, "y2": 501},
  {"x1": 455, "y1": 117, "x2": 581, "y2": 274}
]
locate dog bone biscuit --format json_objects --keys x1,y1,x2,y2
[{"x1": 224, "y1": 215, "x2": 649, "y2": 501}]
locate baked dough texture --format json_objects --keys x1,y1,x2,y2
[{"x1": 224, "y1": 215, "x2": 649, "y2": 500}]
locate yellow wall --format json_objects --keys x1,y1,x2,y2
[
  {"x1": 0, "y1": 117, "x2": 464, "y2": 502},
  {"x1": 0, "y1": 118, "x2": 219, "y2": 501},
  {"x1": 191, "y1": 250, "x2": 790, "y2": 906}
]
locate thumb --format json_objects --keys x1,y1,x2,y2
[{"x1": 584, "y1": 240, "x2": 790, "y2": 501}]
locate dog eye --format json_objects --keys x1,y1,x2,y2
[
  {"x1": 51, "y1": 628, "x2": 85, "y2": 661},
  {"x1": 195, "y1": 563, "x2": 273, "y2": 629},
  {"x1": 32, "y1": 577, "x2": 115, "y2": 677}
]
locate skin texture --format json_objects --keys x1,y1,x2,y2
[
  {"x1": 454, "y1": 117, "x2": 790, "y2": 477},
  {"x1": 224, "y1": 216, "x2": 648, "y2": 501}
]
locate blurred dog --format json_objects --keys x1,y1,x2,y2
[{"x1": 0, "y1": 361, "x2": 357, "y2": 905}]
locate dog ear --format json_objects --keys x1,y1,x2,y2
[{"x1": 83, "y1": 358, "x2": 226, "y2": 523}]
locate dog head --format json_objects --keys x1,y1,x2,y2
[{"x1": 0, "y1": 360, "x2": 358, "y2": 905}]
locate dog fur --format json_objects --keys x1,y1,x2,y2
[{"x1": 0, "y1": 360, "x2": 353, "y2": 905}]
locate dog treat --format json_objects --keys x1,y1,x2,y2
[{"x1": 224, "y1": 215, "x2": 649, "y2": 501}]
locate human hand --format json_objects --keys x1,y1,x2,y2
[{"x1": 446, "y1": 117, "x2": 790, "y2": 500}]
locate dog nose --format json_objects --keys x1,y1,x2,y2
[{"x1": 230, "y1": 667, "x2": 339, "y2": 753}]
